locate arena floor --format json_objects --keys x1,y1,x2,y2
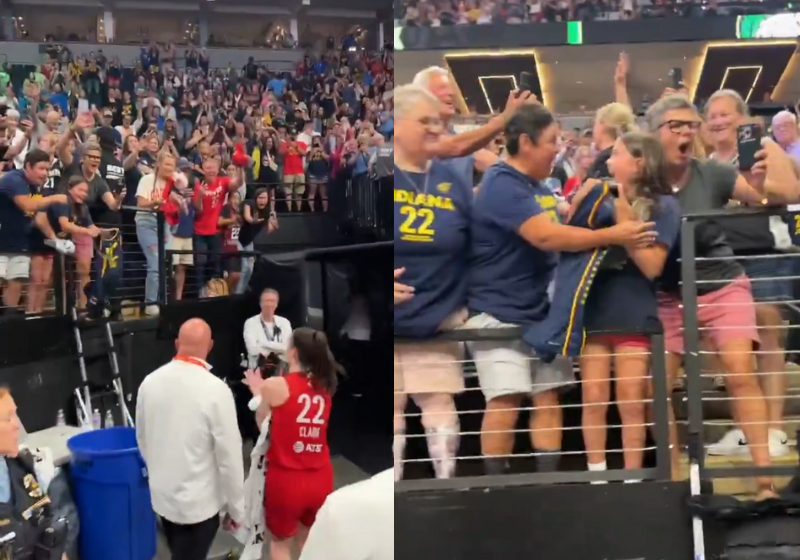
[{"x1": 154, "y1": 456, "x2": 369, "y2": 559}]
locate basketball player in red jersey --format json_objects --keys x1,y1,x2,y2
[{"x1": 244, "y1": 327, "x2": 343, "y2": 560}]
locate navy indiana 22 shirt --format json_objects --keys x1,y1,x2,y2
[
  {"x1": 0, "y1": 170, "x2": 38, "y2": 254},
  {"x1": 584, "y1": 194, "x2": 682, "y2": 335},
  {"x1": 393, "y1": 162, "x2": 472, "y2": 339},
  {"x1": 469, "y1": 162, "x2": 558, "y2": 325}
]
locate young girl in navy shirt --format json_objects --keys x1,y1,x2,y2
[{"x1": 579, "y1": 132, "x2": 681, "y2": 477}]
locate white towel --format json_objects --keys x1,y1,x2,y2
[
  {"x1": 235, "y1": 415, "x2": 271, "y2": 560},
  {"x1": 20, "y1": 445, "x2": 57, "y2": 495}
]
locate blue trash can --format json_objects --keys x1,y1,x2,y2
[{"x1": 68, "y1": 427, "x2": 157, "y2": 560}]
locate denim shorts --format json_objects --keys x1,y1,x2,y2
[{"x1": 740, "y1": 256, "x2": 793, "y2": 302}]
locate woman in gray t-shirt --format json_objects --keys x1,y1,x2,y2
[{"x1": 645, "y1": 93, "x2": 800, "y2": 499}]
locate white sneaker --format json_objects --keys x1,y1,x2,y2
[
  {"x1": 708, "y1": 428, "x2": 791, "y2": 458},
  {"x1": 144, "y1": 305, "x2": 160, "y2": 317},
  {"x1": 769, "y1": 429, "x2": 791, "y2": 458},
  {"x1": 707, "y1": 429, "x2": 749, "y2": 456}
]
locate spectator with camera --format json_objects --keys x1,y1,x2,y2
[
  {"x1": 238, "y1": 188, "x2": 277, "y2": 294},
  {"x1": 279, "y1": 129, "x2": 308, "y2": 212}
]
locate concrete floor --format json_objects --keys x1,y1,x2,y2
[{"x1": 155, "y1": 456, "x2": 368, "y2": 560}]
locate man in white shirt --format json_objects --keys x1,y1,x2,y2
[
  {"x1": 243, "y1": 288, "x2": 293, "y2": 373},
  {"x1": 136, "y1": 318, "x2": 245, "y2": 560},
  {"x1": 299, "y1": 469, "x2": 394, "y2": 560}
]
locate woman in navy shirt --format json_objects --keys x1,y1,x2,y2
[
  {"x1": 466, "y1": 105, "x2": 656, "y2": 475},
  {"x1": 580, "y1": 132, "x2": 680, "y2": 478},
  {"x1": 393, "y1": 84, "x2": 472, "y2": 481}
]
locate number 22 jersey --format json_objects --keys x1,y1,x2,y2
[
  {"x1": 267, "y1": 372, "x2": 332, "y2": 471},
  {"x1": 394, "y1": 161, "x2": 472, "y2": 338}
]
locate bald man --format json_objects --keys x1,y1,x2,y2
[
  {"x1": 136, "y1": 318, "x2": 245, "y2": 560},
  {"x1": 772, "y1": 110, "x2": 800, "y2": 164}
]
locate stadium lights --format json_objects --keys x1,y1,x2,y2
[
  {"x1": 719, "y1": 65, "x2": 763, "y2": 103},
  {"x1": 444, "y1": 49, "x2": 548, "y2": 110},
  {"x1": 689, "y1": 40, "x2": 797, "y2": 102},
  {"x1": 478, "y1": 75, "x2": 519, "y2": 114}
]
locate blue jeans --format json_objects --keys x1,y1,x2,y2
[
  {"x1": 178, "y1": 119, "x2": 193, "y2": 141},
  {"x1": 193, "y1": 233, "x2": 222, "y2": 290},
  {"x1": 236, "y1": 242, "x2": 254, "y2": 294},
  {"x1": 135, "y1": 215, "x2": 170, "y2": 305}
]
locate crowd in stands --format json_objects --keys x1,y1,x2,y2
[
  {"x1": 396, "y1": 0, "x2": 794, "y2": 24},
  {"x1": 0, "y1": 39, "x2": 394, "y2": 318},
  {"x1": 393, "y1": 53, "x2": 800, "y2": 500}
]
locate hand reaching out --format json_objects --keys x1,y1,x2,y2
[
  {"x1": 502, "y1": 89, "x2": 537, "y2": 120},
  {"x1": 614, "y1": 52, "x2": 629, "y2": 85}
]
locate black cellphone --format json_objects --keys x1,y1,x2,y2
[
  {"x1": 519, "y1": 71, "x2": 536, "y2": 93},
  {"x1": 669, "y1": 67, "x2": 683, "y2": 90},
  {"x1": 737, "y1": 123, "x2": 762, "y2": 171},
  {"x1": 604, "y1": 179, "x2": 620, "y2": 197}
]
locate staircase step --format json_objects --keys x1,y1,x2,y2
[
  {"x1": 672, "y1": 386, "x2": 800, "y2": 421},
  {"x1": 701, "y1": 417, "x2": 800, "y2": 446},
  {"x1": 677, "y1": 451, "x2": 799, "y2": 497}
]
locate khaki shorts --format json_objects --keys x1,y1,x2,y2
[
  {"x1": 169, "y1": 236, "x2": 193, "y2": 266},
  {"x1": 394, "y1": 309, "x2": 467, "y2": 395},
  {"x1": 0, "y1": 255, "x2": 30, "y2": 280},
  {"x1": 283, "y1": 174, "x2": 306, "y2": 194}
]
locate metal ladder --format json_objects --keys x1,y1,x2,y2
[{"x1": 71, "y1": 307, "x2": 134, "y2": 428}]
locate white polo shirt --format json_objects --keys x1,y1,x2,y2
[
  {"x1": 135, "y1": 357, "x2": 245, "y2": 525},
  {"x1": 299, "y1": 469, "x2": 394, "y2": 560}
]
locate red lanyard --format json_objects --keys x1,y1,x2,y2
[{"x1": 173, "y1": 355, "x2": 208, "y2": 368}]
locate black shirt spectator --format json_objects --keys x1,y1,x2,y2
[{"x1": 244, "y1": 57, "x2": 258, "y2": 81}]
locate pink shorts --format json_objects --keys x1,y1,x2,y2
[
  {"x1": 589, "y1": 334, "x2": 651, "y2": 349},
  {"x1": 73, "y1": 234, "x2": 94, "y2": 260},
  {"x1": 657, "y1": 275, "x2": 759, "y2": 354}
]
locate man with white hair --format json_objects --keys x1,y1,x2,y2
[
  {"x1": 772, "y1": 110, "x2": 800, "y2": 164},
  {"x1": 412, "y1": 66, "x2": 533, "y2": 184}
]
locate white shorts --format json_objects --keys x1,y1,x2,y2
[
  {"x1": 169, "y1": 236, "x2": 193, "y2": 266},
  {"x1": 465, "y1": 312, "x2": 575, "y2": 401},
  {"x1": 0, "y1": 255, "x2": 31, "y2": 280}
]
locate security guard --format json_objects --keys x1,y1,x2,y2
[{"x1": 0, "y1": 388, "x2": 67, "y2": 560}]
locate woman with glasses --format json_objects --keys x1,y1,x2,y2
[
  {"x1": 645, "y1": 93, "x2": 800, "y2": 498},
  {"x1": 703, "y1": 90, "x2": 793, "y2": 459},
  {"x1": 393, "y1": 84, "x2": 471, "y2": 481},
  {"x1": 57, "y1": 135, "x2": 125, "y2": 310}
]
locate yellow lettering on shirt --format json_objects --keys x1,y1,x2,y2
[
  {"x1": 794, "y1": 214, "x2": 800, "y2": 236},
  {"x1": 102, "y1": 241, "x2": 120, "y2": 273},
  {"x1": 394, "y1": 188, "x2": 457, "y2": 243},
  {"x1": 535, "y1": 194, "x2": 557, "y2": 210},
  {"x1": 394, "y1": 189, "x2": 455, "y2": 211},
  {"x1": 535, "y1": 194, "x2": 559, "y2": 223},
  {"x1": 26, "y1": 194, "x2": 40, "y2": 218}
]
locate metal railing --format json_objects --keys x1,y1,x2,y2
[
  {"x1": 681, "y1": 207, "x2": 800, "y2": 482},
  {"x1": 395, "y1": 206, "x2": 800, "y2": 495},
  {"x1": 0, "y1": 176, "x2": 387, "y2": 320},
  {"x1": 395, "y1": 325, "x2": 674, "y2": 491}
]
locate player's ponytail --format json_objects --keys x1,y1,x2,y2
[{"x1": 292, "y1": 327, "x2": 344, "y2": 395}]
